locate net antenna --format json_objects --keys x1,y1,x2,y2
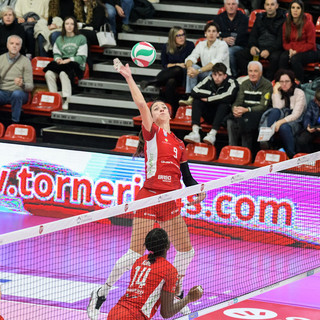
[{"x1": 1, "y1": 152, "x2": 320, "y2": 320}]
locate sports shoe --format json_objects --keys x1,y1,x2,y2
[
  {"x1": 87, "y1": 287, "x2": 106, "y2": 320},
  {"x1": 179, "y1": 96, "x2": 193, "y2": 106},
  {"x1": 122, "y1": 24, "x2": 134, "y2": 33},
  {"x1": 184, "y1": 131, "x2": 200, "y2": 143},
  {"x1": 175, "y1": 291, "x2": 191, "y2": 315},
  {"x1": 203, "y1": 132, "x2": 216, "y2": 145}
]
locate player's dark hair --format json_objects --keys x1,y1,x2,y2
[
  {"x1": 212, "y1": 62, "x2": 227, "y2": 74},
  {"x1": 145, "y1": 228, "x2": 170, "y2": 264}
]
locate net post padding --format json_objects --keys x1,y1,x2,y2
[{"x1": 0, "y1": 151, "x2": 319, "y2": 246}]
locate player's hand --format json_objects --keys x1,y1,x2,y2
[
  {"x1": 187, "y1": 286, "x2": 203, "y2": 302},
  {"x1": 114, "y1": 58, "x2": 131, "y2": 79},
  {"x1": 187, "y1": 192, "x2": 206, "y2": 206}
]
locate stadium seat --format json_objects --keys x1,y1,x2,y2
[
  {"x1": 252, "y1": 150, "x2": 288, "y2": 167},
  {"x1": 248, "y1": 9, "x2": 265, "y2": 29},
  {"x1": 113, "y1": 135, "x2": 139, "y2": 154},
  {"x1": 186, "y1": 142, "x2": 216, "y2": 162},
  {"x1": 215, "y1": 146, "x2": 252, "y2": 165},
  {"x1": 31, "y1": 57, "x2": 53, "y2": 80},
  {"x1": 22, "y1": 92, "x2": 62, "y2": 116},
  {"x1": 2, "y1": 124, "x2": 36, "y2": 143},
  {"x1": 316, "y1": 16, "x2": 320, "y2": 38},
  {"x1": 170, "y1": 105, "x2": 192, "y2": 129},
  {"x1": 0, "y1": 122, "x2": 4, "y2": 138},
  {"x1": 195, "y1": 37, "x2": 206, "y2": 46},
  {"x1": 217, "y1": 7, "x2": 246, "y2": 14},
  {"x1": 291, "y1": 153, "x2": 320, "y2": 173},
  {"x1": 90, "y1": 45, "x2": 104, "y2": 53}
]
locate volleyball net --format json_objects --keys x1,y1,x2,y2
[{"x1": 1, "y1": 152, "x2": 320, "y2": 320}]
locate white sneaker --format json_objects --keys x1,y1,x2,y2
[
  {"x1": 87, "y1": 287, "x2": 106, "y2": 320},
  {"x1": 179, "y1": 96, "x2": 194, "y2": 106},
  {"x1": 184, "y1": 131, "x2": 200, "y2": 143},
  {"x1": 203, "y1": 132, "x2": 216, "y2": 145},
  {"x1": 62, "y1": 100, "x2": 68, "y2": 110}
]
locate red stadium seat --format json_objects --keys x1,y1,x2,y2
[
  {"x1": 31, "y1": 57, "x2": 53, "y2": 80},
  {"x1": 170, "y1": 106, "x2": 192, "y2": 129},
  {"x1": 253, "y1": 150, "x2": 288, "y2": 167},
  {"x1": 90, "y1": 45, "x2": 104, "y2": 53},
  {"x1": 186, "y1": 143, "x2": 216, "y2": 162},
  {"x1": 0, "y1": 122, "x2": 4, "y2": 138},
  {"x1": 2, "y1": 124, "x2": 36, "y2": 143},
  {"x1": 113, "y1": 135, "x2": 139, "y2": 154},
  {"x1": 195, "y1": 37, "x2": 206, "y2": 47},
  {"x1": 248, "y1": 9, "x2": 266, "y2": 29},
  {"x1": 217, "y1": 7, "x2": 246, "y2": 15},
  {"x1": 215, "y1": 146, "x2": 252, "y2": 165},
  {"x1": 316, "y1": 16, "x2": 320, "y2": 38},
  {"x1": 23, "y1": 92, "x2": 62, "y2": 116},
  {"x1": 291, "y1": 153, "x2": 320, "y2": 173}
]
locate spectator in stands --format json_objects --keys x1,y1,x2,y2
[
  {"x1": 15, "y1": 0, "x2": 49, "y2": 58},
  {"x1": 74, "y1": 0, "x2": 108, "y2": 70},
  {"x1": 140, "y1": 26, "x2": 194, "y2": 117},
  {"x1": 44, "y1": 16, "x2": 87, "y2": 110},
  {"x1": 214, "y1": 0, "x2": 249, "y2": 77},
  {"x1": 34, "y1": 0, "x2": 75, "y2": 57},
  {"x1": 102, "y1": 0, "x2": 134, "y2": 34},
  {"x1": 179, "y1": 21, "x2": 230, "y2": 106},
  {"x1": 278, "y1": 0, "x2": 318, "y2": 83},
  {"x1": 0, "y1": 1, "x2": 17, "y2": 11},
  {"x1": 0, "y1": 6, "x2": 25, "y2": 55},
  {"x1": 296, "y1": 88, "x2": 320, "y2": 153},
  {"x1": 183, "y1": 62, "x2": 239, "y2": 146},
  {"x1": 227, "y1": 61, "x2": 272, "y2": 151},
  {"x1": 236, "y1": 0, "x2": 286, "y2": 81},
  {"x1": 259, "y1": 69, "x2": 306, "y2": 158},
  {"x1": 0, "y1": 35, "x2": 33, "y2": 123}
]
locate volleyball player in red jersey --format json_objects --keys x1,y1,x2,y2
[
  {"x1": 108, "y1": 228, "x2": 203, "y2": 320},
  {"x1": 87, "y1": 59, "x2": 205, "y2": 320}
]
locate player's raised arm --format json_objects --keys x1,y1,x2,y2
[{"x1": 113, "y1": 58, "x2": 153, "y2": 131}]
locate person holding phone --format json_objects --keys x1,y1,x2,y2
[{"x1": 296, "y1": 88, "x2": 320, "y2": 153}]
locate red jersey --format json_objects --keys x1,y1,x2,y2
[
  {"x1": 117, "y1": 255, "x2": 178, "y2": 320},
  {"x1": 142, "y1": 123, "x2": 187, "y2": 191}
]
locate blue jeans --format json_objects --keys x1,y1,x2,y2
[
  {"x1": 229, "y1": 45, "x2": 243, "y2": 78},
  {"x1": 105, "y1": 0, "x2": 134, "y2": 33},
  {"x1": 0, "y1": 90, "x2": 29, "y2": 123},
  {"x1": 267, "y1": 108, "x2": 295, "y2": 158},
  {"x1": 185, "y1": 64, "x2": 211, "y2": 93}
]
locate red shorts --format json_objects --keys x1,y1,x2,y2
[
  {"x1": 133, "y1": 187, "x2": 181, "y2": 222},
  {"x1": 108, "y1": 304, "x2": 145, "y2": 320}
]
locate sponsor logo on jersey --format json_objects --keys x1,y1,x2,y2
[{"x1": 158, "y1": 175, "x2": 171, "y2": 181}]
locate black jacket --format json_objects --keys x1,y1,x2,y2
[
  {"x1": 191, "y1": 75, "x2": 239, "y2": 105},
  {"x1": 214, "y1": 11, "x2": 249, "y2": 47},
  {"x1": 248, "y1": 9, "x2": 286, "y2": 53}
]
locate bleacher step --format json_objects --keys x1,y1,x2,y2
[
  {"x1": 42, "y1": 125, "x2": 138, "y2": 150},
  {"x1": 51, "y1": 110, "x2": 134, "y2": 127},
  {"x1": 103, "y1": 47, "x2": 161, "y2": 60},
  {"x1": 153, "y1": 3, "x2": 218, "y2": 16},
  {"x1": 131, "y1": 18, "x2": 205, "y2": 31},
  {"x1": 93, "y1": 61, "x2": 161, "y2": 76},
  {"x1": 78, "y1": 78, "x2": 159, "y2": 94}
]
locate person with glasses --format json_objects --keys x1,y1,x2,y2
[
  {"x1": 140, "y1": 26, "x2": 194, "y2": 117},
  {"x1": 259, "y1": 69, "x2": 306, "y2": 158},
  {"x1": 278, "y1": 0, "x2": 318, "y2": 83}
]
